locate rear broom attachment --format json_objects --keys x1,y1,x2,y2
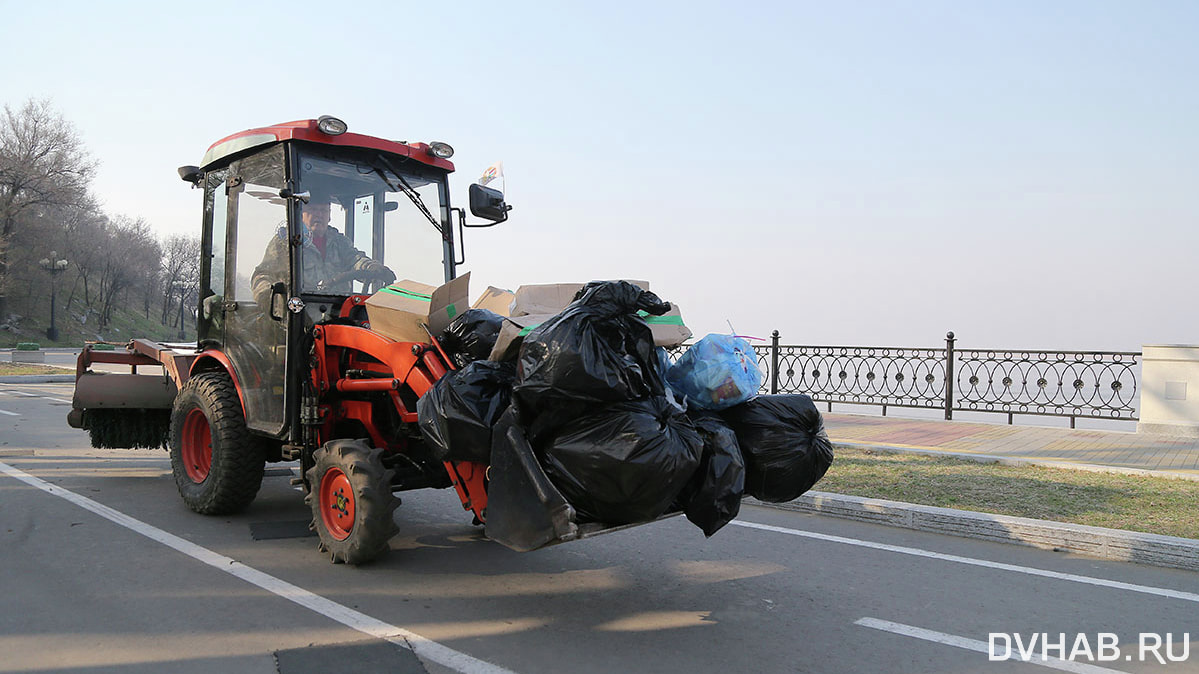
[
  {"x1": 67, "y1": 341, "x2": 193, "y2": 450},
  {"x1": 79, "y1": 408, "x2": 171, "y2": 449}
]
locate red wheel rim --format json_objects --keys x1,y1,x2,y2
[
  {"x1": 181, "y1": 409, "x2": 212, "y2": 483},
  {"x1": 319, "y1": 468, "x2": 355, "y2": 540}
]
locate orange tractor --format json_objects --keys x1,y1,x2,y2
[{"x1": 68, "y1": 117, "x2": 602, "y2": 563}]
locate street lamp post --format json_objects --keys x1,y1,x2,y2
[
  {"x1": 172, "y1": 280, "x2": 190, "y2": 341},
  {"x1": 178, "y1": 283, "x2": 187, "y2": 341},
  {"x1": 38, "y1": 252, "x2": 69, "y2": 342}
]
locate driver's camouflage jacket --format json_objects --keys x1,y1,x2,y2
[{"x1": 252, "y1": 225, "x2": 381, "y2": 298}]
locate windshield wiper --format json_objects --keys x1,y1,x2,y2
[{"x1": 372, "y1": 154, "x2": 444, "y2": 237}]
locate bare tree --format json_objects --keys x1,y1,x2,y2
[
  {"x1": 0, "y1": 99, "x2": 97, "y2": 320},
  {"x1": 159, "y1": 233, "x2": 200, "y2": 326},
  {"x1": 93, "y1": 215, "x2": 159, "y2": 329}
]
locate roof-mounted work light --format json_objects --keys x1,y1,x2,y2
[
  {"x1": 316, "y1": 115, "x2": 348, "y2": 136},
  {"x1": 428, "y1": 141, "x2": 454, "y2": 159}
]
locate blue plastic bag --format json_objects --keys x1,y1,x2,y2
[{"x1": 666, "y1": 334, "x2": 762, "y2": 411}]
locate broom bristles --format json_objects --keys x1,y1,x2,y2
[{"x1": 84, "y1": 409, "x2": 170, "y2": 449}]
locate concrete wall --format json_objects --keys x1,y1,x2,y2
[
  {"x1": 10, "y1": 350, "x2": 45, "y2": 363},
  {"x1": 1139, "y1": 345, "x2": 1199, "y2": 437}
]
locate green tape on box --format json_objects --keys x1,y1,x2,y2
[
  {"x1": 446, "y1": 303, "x2": 457, "y2": 320},
  {"x1": 517, "y1": 323, "x2": 545, "y2": 337},
  {"x1": 636, "y1": 310, "x2": 685, "y2": 326},
  {"x1": 380, "y1": 286, "x2": 432, "y2": 301}
]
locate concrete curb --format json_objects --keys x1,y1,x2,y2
[
  {"x1": 834, "y1": 440, "x2": 1199, "y2": 481},
  {"x1": 750, "y1": 492, "x2": 1199, "y2": 573}
]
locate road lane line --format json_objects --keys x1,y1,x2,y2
[
  {"x1": 855, "y1": 617, "x2": 1129, "y2": 673},
  {"x1": 0, "y1": 409, "x2": 18, "y2": 416},
  {"x1": 0, "y1": 461, "x2": 518, "y2": 674},
  {"x1": 730, "y1": 520, "x2": 1199, "y2": 604}
]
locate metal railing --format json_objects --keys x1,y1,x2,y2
[{"x1": 674, "y1": 331, "x2": 1140, "y2": 427}]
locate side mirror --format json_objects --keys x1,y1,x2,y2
[
  {"x1": 469, "y1": 183, "x2": 511, "y2": 223},
  {"x1": 178, "y1": 165, "x2": 203, "y2": 187}
]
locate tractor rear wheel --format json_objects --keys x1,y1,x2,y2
[
  {"x1": 305, "y1": 440, "x2": 400, "y2": 564},
  {"x1": 168, "y1": 371, "x2": 265, "y2": 515}
]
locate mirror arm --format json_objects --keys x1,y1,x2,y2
[
  {"x1": 452, "y1": 208, "x2": 467, "y2": 266},
  {"x1": 462, "y1": 205, "x2": 507, "y2": 228}
]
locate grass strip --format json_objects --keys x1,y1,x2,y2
[
  {"x1": 0, "y1": 362, "x2": 68, "y2": 376},
  {"x1": 817, "y1": 448, "x2": 1199, "y2": 540}
]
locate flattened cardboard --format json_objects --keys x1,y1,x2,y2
[
  {"x1": 365, "y1": 272, "x2": 470, "y2": 343},
  {"x1": 471, "y1": 286, "x2": 515, "y2": 316},
  {"x1": 510, "y1": 280, "x2": 650, "y2": 317},
  {"x1": 488, "y1": 313, "x2": 558, "y2": 361}
]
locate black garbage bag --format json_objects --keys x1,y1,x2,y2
[
  {"x1": 677, "y1": 411, "x2": 745, "y2": 537},
  {"x1": 416, "y1": 360, "x2": 516, "y2": 463},
  {"x1": 514, "y1": 281, "x2": 670, "y2": 423},
  {"x1": 721, "y1": 394, "x2": 834, "y2": 503},
  {"x1": 439, "y1": 308, "x2": 505, "y2": 369},
  {"x1": 538, "y1": 396, "x2": 703, "y2": 525}
]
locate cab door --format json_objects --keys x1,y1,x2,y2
[{"x1": 221, "y1": 146, "x2": 289, "y2": 435}]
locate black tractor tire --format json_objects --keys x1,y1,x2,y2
[
  {"x1": 168, "y1": 371, "x2": 265, "y2": 515},
  {"x1": 305, "y1": 440, "x2": 400, "y2": 565}
]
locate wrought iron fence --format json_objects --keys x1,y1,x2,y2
[{"x1": 673, "y1": 332, "x2": 1140, "y2": 426}]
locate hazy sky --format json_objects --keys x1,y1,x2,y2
[{"x1": 3, "y1": 1, "x2": 1196, "y2": 351}]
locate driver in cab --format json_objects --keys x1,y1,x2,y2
[
  {"x1": 253, "y1": 199, "x2": 395, "y2": 299},
  {"x1": 298, "y1": 200, "x2": 394, "y2": 292}
]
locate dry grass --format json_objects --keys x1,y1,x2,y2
[
  {"x1": 818, "y1": 447, "x2": 1199, "y2": 539},
  {"x1": 0, "y1": 361, "x2": 68, "y2": 376}
]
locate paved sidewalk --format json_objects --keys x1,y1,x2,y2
[{"x1": 824, "y1": 413, "x2": 1199, "y2": 476}]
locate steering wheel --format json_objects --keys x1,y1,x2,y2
[
  {"x1": 315, "y1": 267, "x2": 395, "y2": 294},
  {"x1": 360, "y1": 268, "x2": 396, "y2": 294}
]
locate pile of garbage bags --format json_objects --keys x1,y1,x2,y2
[{"x1": 419, "y1": 280, "x2": 834, "y2": 538}]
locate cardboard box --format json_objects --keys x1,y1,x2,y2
[
  {"x1": 488, "y1": 313, "x2": 558, "y2": 361},
  {"x1": 510, "y1": 280, "x2": 649, "y2": 317},
  {"x1": 365, "y1": 272, "x2": 471, "y2": 343},
  {"x1": 471, "y1": 286, "x2": 515, "y2": 316},
  {"x1": 643, "y1": 304, "x2": 692, "y2": 348}
]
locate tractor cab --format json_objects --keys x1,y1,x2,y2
[{"x1": 179, "y1": 116, "x2": 507, "y2": 440}]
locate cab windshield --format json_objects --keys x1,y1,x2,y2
[{"x1": 293, "y1": 147, "x2": 450, "y2": 295}]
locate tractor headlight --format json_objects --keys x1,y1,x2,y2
[
  {"x1": 429, "y1": 141, "x2": 454, "y2": 159},
  {"x1": 316, "y1": 115, "x2": 348, "y2": 136}
]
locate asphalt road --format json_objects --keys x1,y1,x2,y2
[{"x1": 2, "y1": 381, "x2": 1197, "y2": 673}]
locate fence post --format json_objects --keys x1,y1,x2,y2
[
  {"x1": 945, "y1": 331, "x2": 955, "y2": 420},
  {"x1": 770, "y1": 330, "x2": 780, "y2": 394}
]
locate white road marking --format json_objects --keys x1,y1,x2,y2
[
  {"x1": 0, "y1": 390, "x2": 70, "y2": 403},
  {"x1": 729, "y1": 520, "x2": 1199, "y2": 604},
  {"x1": 0, "y1": 461, "x2": 518, "y2": 674},
  {"x1": 0, "y1": 409, "x2": 18, "y2": 416},
  {"x1": 855, "y1": 617, "x2": 1129, "y2": 674}
]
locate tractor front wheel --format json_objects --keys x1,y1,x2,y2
[
  {"x1": 168, "y1": 371, "x2": 265, "y2": 515},
  {"x1": 305, "y1": 440, "x2": 400, "y2": 564}
]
